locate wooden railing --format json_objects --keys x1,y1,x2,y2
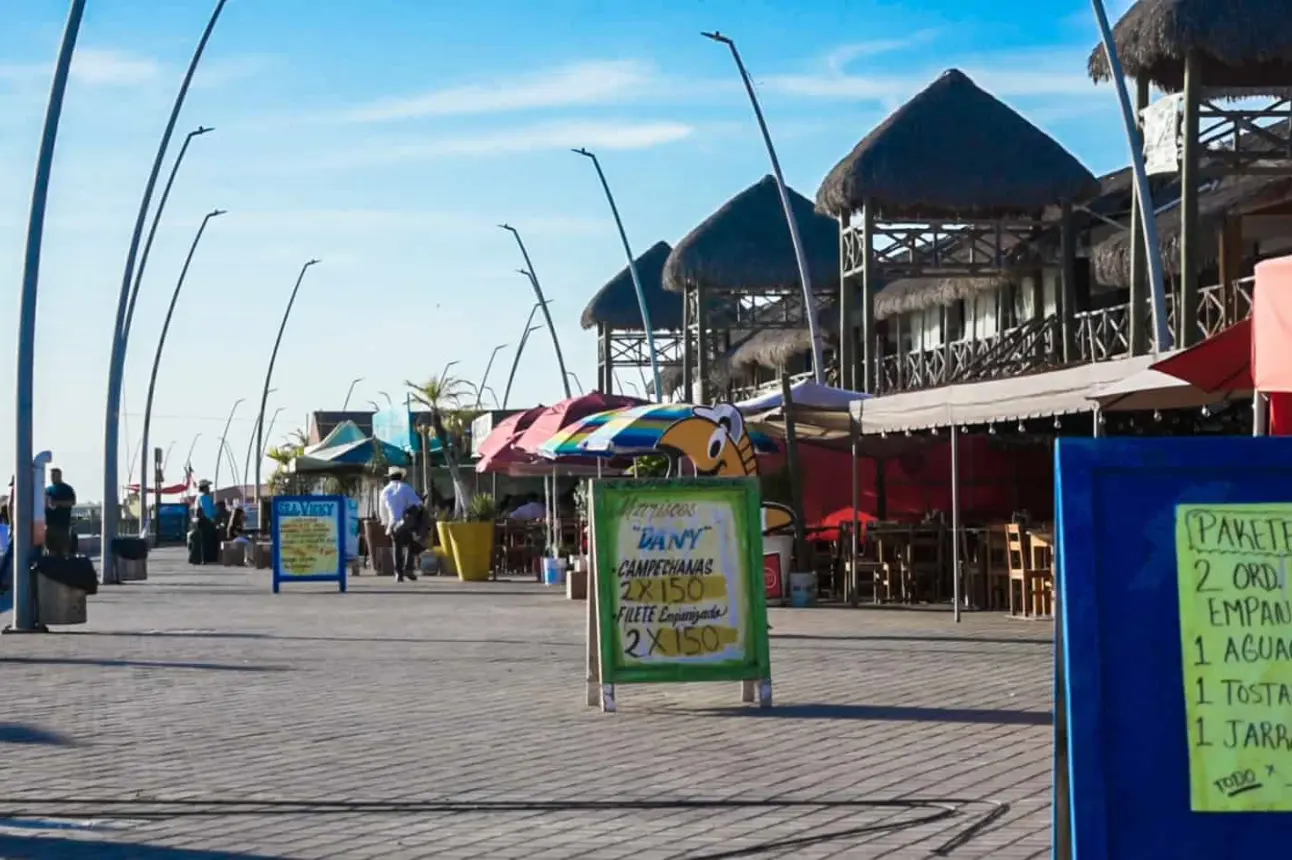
[{"x1": 876, "y1": 277, "x2": 1254, "y2": 394}]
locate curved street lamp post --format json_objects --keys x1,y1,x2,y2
[
  {"x1": 702, "y1": 30, "x2": 825, "y2": 385},
  {"x1": 342, "y1": 377, "x2": 363, "y2": 410},
  {"x1": 102, "y1": 0, "x2": 230, "y2": 585},
  {"x1": 138, "y1": 208, "x2": 225, "y2": 534},
  {"x1": 476, "y1": 343, "x2": 508, "y2": 408},
  {"x1": 9, "y1": 0, "x2": 86, "y2": 633},
  {"x1": 213, "y1": 396, "x2": 244, "y2": 490},
  {"x1": 499, "y1": 225, "x2": 571, "y2": 399},
  {"x1": 243, "y1": 389, "x2": 276, "y2": 491},
  {"x1": 572, "y1": 148, "x2": 662, "y2": 400},
  {"x1": 254, "y1": 260, "x2": 320, "y2": 512},
  {"x1": 503, "y1": 319, "x2": 543, "y2": 409}
]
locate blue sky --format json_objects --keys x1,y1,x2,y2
[{"x1": 2, "y1": 0, "x2": 1137, "y2": 499}]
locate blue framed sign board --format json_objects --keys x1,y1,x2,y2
[
  {"x1": 1054, "y1": 437, "x2": 1292, "y2": 859},
  {"x1": 271, "y1": 495, "x2": 347, "y2": 593}
]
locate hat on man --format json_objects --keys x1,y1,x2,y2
[{"x1": 387, "y1": 466, "x2": 405, "y2": 478}]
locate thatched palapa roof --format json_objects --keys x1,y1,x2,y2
[
  {"x1": 1093, "y1": 171, "x2": 1292, "y2": 287},
  {"x1": 1087, "y1": 0, "x2": 1292, "y2": 94},
  {"x1": 663, "y1": 175, "x2": 840, "y2": 295},
  {"x1": 815, "y1": 69, "x2": 1099, "y2": 221},
  {"x1": 580, "y1": 241, "x2": 681, "y2": 331}
]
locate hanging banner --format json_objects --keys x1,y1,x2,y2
[
  {"x1": 587, "y1": 477, "x2": 771, "y2": 711},
  {"x1": 271, "y1": 495, "x2": 347, "y2": 593}
]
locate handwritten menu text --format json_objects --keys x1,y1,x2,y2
[
  {"x1": 1176, "y1": 504, "x2": 1292, "y2": 812},
  {"x1": 278, "y1": 500, "x2": 340, "y2": 577},
  {"x1": 612, "y1": 498, "x2": 745, "y2": 665}
]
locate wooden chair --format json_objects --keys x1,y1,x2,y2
[
  {"x1": 1028, "y1": 530, "x2": 1055, "y2": 617},
  {"x1": 982, "y1": 526, "x2": 1010, "y2": 610},
  {"x1": 1005, "y1": 524, "x2": 1051, "y2": 617},
  {"x1": 904, "y1": 526, "x2": 945, "y2": 604}
]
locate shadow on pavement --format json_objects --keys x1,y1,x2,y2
[
  {"x1": 698, "y1": 703, "x2": 1053, "y2": 726},
  {"x1": 68, "y1": 631, "x2": 581, "y2": 648},
  {"x1": 0, "y1": 656, "x2": 286, "y2": 673},
  {"x1": 772, "y1": 633, "x2": 1053, "y2": 646},
  {"x1": 0, "y1": 723, "x2": 74, "y2": 746},
  {"x1": 0, "y1": 834, "x2": 279, "y2": 859}
]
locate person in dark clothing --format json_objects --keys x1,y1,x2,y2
[
  {"x1": 214, "y1": 500, "x2": 231, "y2": 541},
  {"x1": 44, "y1": 467, "x2": 76, "y2": 557},
  {"x1": 227, "y1": 507, "x2": 246, "y2": 540}
]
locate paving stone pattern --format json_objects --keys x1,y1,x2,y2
[{"x1": 0, "y1": 550, "x2": 1054, "y2": 859}]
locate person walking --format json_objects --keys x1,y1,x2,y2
[
  {"x1": 380, "y1": 466, "x2": 421, "y2": 582},
  {"x1": 44, "y1": 466, "x2": 76, "y2": 557}
]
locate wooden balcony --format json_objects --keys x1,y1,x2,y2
[{"x1": 876, "y1": 277, "x2": 1253, "y2": 394}]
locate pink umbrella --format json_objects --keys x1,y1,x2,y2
[
  {"x1": 513, "y1": 393, "x2": 643, "y2": 455},
  {"x1": 476, "y1": 405, "x2": 546, "y2": 463}
]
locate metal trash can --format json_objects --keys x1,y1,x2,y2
[
  {"x1": 111, "y1": 536, "x2": 148, "y2": 581},
  {"x1": 33, "y1": 555, "x2": 98, "y2": 626}
]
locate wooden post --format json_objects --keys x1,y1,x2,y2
[
  {"x1": 1060, "y1": 202, "x2": 1077, "y2": 363},
  {"x1": 1128, "y1": 76, "x2": 1151, "y2": 355},
  {"x1": 838, "y1": 212, "x2": 855, "y2": 391},
  {"x1": 1218, "y1": 216, "x2": 1243, "y2": 327},
  {"x1": 893, "y1": 313, "x2": 904, "y2": 390},
  {"x1": 860, "y1": 202, "x2": 876, "y2": 393},
  {"x1": 779, "y1": 372, "x2": 809, "y2": 572},
  {"x1": 1179, "y1": 50, "x2": 1202, "y2": 348},
  {"x1": 682, "y1": 286, "x2": 693, "y2": 402},
  {"x1": 695, "y1": 284, "x2": 710, "y2": 405}
]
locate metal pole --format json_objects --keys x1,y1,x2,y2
[
  {"x1": 138, "y1": 209, "x2": 225, "y2": 535},
  {"x1": 213, "y1": 397, "x2": 244, "y2": 489},
  {"x1": 162, "y1": 441, "x2": 177, "y2": 472},
  {"x1": 184, "y1": 433, "x2": 203, "y2": 475},
  {"x1": 566, "y1": 371, "x2": 584, "y2": 394},
  {"x1": 503, "y1": 293, "x2": 549, "y2": 408},
  {"x1": 254, "y1": 260, "x2": 319, "y2": 513},
  {"x1": 342, "y1": 377, "x2": 363, "y2": 410},
  {"x1": 572, "y1": 148, "x2": 663, "y2": 400},
  {"x1": 8, "y1": 0, "x2": 85, "y2": 634},
  {"x1": 702, "y1": 31, "x2": 825, "y2": 384},
  {"x1": 476, "y1": 343, "x2": 508, "y2": 408},
  {"x1": 242, "y1": 389, "x2": 275, "y2": 491},
  {"x1": 440, "y1": 360, "x2": 459, "y2": 383},
  {"x1": 102, "y1": 0, "x2": 229, "y2": 585},
  {"x1": 1091, "y1": 0, "x2": 1171, "y2": 353},
  {"x1": 950, "y1": 424, "x2": 962, "y2": 623},
  {"x1": 499, "y1": 225, "x2": 572, "y2": 398},
  {"x1": 1254, "y1": 392, "x2": 1268, "y2": 437},
  {"x1": 122, "y1": 126, "x2": 213, "y2": 342}
]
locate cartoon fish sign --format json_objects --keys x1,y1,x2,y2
[{"x1": 656, "y1": 403, "x2": 795, "y2": 536}]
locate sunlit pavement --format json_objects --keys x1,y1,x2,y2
[{"x1": 0, "y1": 548, "x2": 1053, "y2": 859}]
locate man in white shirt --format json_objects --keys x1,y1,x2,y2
[{"x1": 380, "y1": 466, "x2": 422, "y2": 581}]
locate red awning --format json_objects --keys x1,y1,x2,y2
[{"x1": 1151, "y1": 319, "x2": 1253, "y2": 393}]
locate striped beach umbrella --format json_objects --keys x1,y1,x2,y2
[
  {"x1": 535, "y1": 408, "x2": 627, "y2": 459},
  {"x1": 580, "y1": 403, "x2": 778, "y2": 455}
]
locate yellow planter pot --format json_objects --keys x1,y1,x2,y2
[
  {"x1": 435, "y1": 521, "x2": 456, "y2": 577},
  {"x1": 443, "y1": 521, "x2": 494, "y2": 582}
]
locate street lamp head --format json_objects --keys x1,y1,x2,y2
[
  {"x1": 499, "y1": 223, "x2": 517, "y2": 234},
  {"x1": 701, "y1": 30, "x2": 732, "y2": 44},
  {"x1": 306, "y1": 258, "x2": 321, "y2": 267},
  {"x1": 526, "y1": 325, "x2": 542, "y2": 335},
  {"x1": 193, "y1": 125, "x2": 215, "y2": 136},
  {"x1": 572, "y1": 147, "x2": 593, "y2": 158},
  {"x1": 209, "y1": 208, "x2": 227, "y2": 218}
]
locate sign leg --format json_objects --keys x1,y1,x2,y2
[
  {"x1": 585, "y1": 548, "x2": 600, "y2": 707},
  {"x1": 741, "y1": 679, "x2": 755, "y2": 703},
  {"x1": 758, "y1": 679, "x2": 772, "y2": 708},
  {"x1": 600, "y1": 683, "x2": 616, "y2": 713}
]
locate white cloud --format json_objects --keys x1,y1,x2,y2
[
  {"x1": 304, "y1": 120, "x2": 694, "y2": 169},
  {"x1": 822, "y1": 29, "x2": 941, "y2": 74},
  {"x1": 337, "y1": 60, "x2": 654, "y2": 123},
  {"x1": 762, "y1": 45, "x2": 1101, "y2": 105},
  {"x1": 71, "y1": 48, "x2": 161, "y2": 86}
]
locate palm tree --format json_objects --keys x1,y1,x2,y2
[
  {"x1": 406, "y1": 372, "x2": 476, "y2": 517},
  {"x1": 266, "y1": 435, "x2": 306, "y2": 495}
]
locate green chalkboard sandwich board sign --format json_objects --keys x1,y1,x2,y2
[{"x1": 586, "y1": 477, "x2": 772, "y2": 712}]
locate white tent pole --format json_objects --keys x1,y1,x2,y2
[
  {"x1": 950, "y1": 425, "x2": 962, "y2": 623},
  {"x1": 1254, "y1": 392, "x2": 1268, "y2": 437}
]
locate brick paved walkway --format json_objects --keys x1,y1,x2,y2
[{"x1": 0, "y1": 550, "x2": 1054, "y2": 859}]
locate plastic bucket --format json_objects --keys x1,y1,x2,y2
[
  {"x1": 788, "y1": 571, "x2": 817, "y2": 608},
  {"x1": 542, "y1": 557, "x2": 564, "y2": 586}
]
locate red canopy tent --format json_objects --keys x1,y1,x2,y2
[{"x1": 512, "y1": 393, "x2": 643, "y2": 454}]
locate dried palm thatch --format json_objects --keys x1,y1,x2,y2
[
  {"x1": 1087, "y1": 0, "x2": 1292, "y2": 94},
  {"x1": 873, "y1": 275, "x2": 1015, "y2": 320},
  {"x1": 815, "y1": 69, "x2": 1099, "y2": 221},
  {"x1": 655, "y1": 352, "x2": 736, "y2": 398},
  {"x1": 728, "y1": 304, "x2": 841, "y2": 372},
  {"x1": 662, "y1": 175, "x2": 840, "y2": 295},
  {"x1": 1092, "y1": 171, "x2": 1292, "y2": 287},
  {"x1": 579, "y1": 241, "x2": 681, "y2": 331}
]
